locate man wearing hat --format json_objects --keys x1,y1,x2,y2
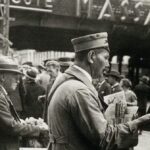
[
  {"x1": 42, "y1": 60, "x2": 62, "y2": 122},
  {"x1": 58, "y1": 57, "x2": 73, "y2": 73},
  {"x1": 47, "y1": 33, "x2": 150, "y2": 150},
  {"x1": 107, "y1": 70, "x2": 122, "y2": 94},
  {"x1": 23, "y1": 67, "x2": 45, "y2": 119},
  {"x1": 0, "y1": 55, "x2": 48, "y2": 150}
]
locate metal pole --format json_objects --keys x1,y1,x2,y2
[{"x1": 2, "y1": 0, "x2": 10, "y2": 56}]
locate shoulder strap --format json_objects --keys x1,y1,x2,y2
[{"x1": 47, "y1": 76, "x2": 74, "y2": 106}]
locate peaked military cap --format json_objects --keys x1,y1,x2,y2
[{"x1": 71, "y1": 32, "x2": 109, "y2": 52}]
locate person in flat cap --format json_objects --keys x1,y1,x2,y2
[
  {"x1": 107, "y1": 70, "x2": 122, "y2": 94},
  {"x1": 47, "y1": 33, "x2": 150, "y2": 150},
  {"x1": 0, "y1": 55, "x2": 48, "y2": 150}
]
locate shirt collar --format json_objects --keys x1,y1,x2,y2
[{"x1": 74, "y1": 65, "x2": 92, "y2": 83}]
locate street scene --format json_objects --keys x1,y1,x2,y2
[{"x1": 0, "y1": 0, "x2": 150, "y2": 150}]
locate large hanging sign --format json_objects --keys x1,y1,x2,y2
[
  {"x1": 0, "y1": 0, "x2": 53, "y2": 13},
  {"x1": 1, "y1": 0, "x2": 150, "y2": 25}
]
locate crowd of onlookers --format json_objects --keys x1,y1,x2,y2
[
  {"x1": 11, "y1": 57, "x2": 150, "y2": 128},
  {"x1": 94, "y1": 70, "x2": 150, "y2": 122},
  {"x1": 11, "y1": 57, "x2": 73, "y2": 121}
]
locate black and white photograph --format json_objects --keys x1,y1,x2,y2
[{"x1": 0, "y1": 0, "x2": 150, "y2": 150}]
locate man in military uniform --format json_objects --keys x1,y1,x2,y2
[
  {"x1": 47, "y1": 33, "x2": 150, "y2": 150},
  {"x1": 0, "y1": 55, "x2": 48, "y2": 150}
]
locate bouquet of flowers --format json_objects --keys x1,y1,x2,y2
[{"x1": 22, "y1": 117, "x2": 49, "y2": 148}]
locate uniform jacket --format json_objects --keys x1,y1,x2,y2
[
  {"x1": 47, "y1": 66, "x2": 135, "y2": 150},
  {"x1": 0, "y1": 85, "x2": 40, "y2": 150}
]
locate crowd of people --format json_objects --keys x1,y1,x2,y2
[{"x1": 1, "y1": 32, "x2": 150, "y2": 150}]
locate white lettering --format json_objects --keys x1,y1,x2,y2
[
  {"x1": 24, "y1": 0, "x2": 32, "y2": 5},
  {"x1": 134, "y1": 2, "x2": 143, "y2": 22},
  {"x1": 0, "y1": 4, "x2": 4, "y2": 17},
  {"x1": 45, "y1": 0, "x2": 52, "y2": 8},
  {"x1": 36, "y1": 0, "x2": 40, "y2": 7},
  {"x1": 11, "y1": 0, "x2": 21, "y2": 4},
  {"x1": 120, "y1": 0, "x2": 129, "y2": 21},
  {"x1": 76, "y1": 0, "x2": 81, "y2": 17},
  {"x1": 98, "y1": 0, "x2": 114, "y2": 20},
  {"x1": 144, "y1": 10, "x2": 150, "y2": 25}
]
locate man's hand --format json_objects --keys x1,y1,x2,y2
[{"x1": 128, "y1": 114, "x2": 150, "y2": 131}]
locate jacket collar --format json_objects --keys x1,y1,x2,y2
[
  {"x1": 47, "y1": 65, "x2": 103, "y2": 111},
  {"x1": 48, "y1": 65, "x2": 98, "y2": 100},
  {"x1": 65, "y1": 65, "x2": 97, "y2": 96}
]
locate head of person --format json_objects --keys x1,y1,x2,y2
[
  {"x1": 139, "y1": 75, "x2": 149, "y2": 85},
  {"x1": 37, "y1": 64, "x2": 46, "y2": 73},
  {"x1": 0, "y1": 55, "x2": 22, "y2": 93},
  {"x1": 71, "y1": 32, "x2": 110, "y2": 79},
  {"x1": 46, "y1": 60, "x2": 60, "y2": 78},
  {"x1": 120, "y1": 78, "x2": 132, "y2": 90},
  {"x1": 107, "y1": 70, "x2": 120, "y2": 86},
  {"x1": 24, "y1": 67, "x2": 38, "y2": 82},
  {"x1": 58, "y1": 57, "x2": 73, "y2": 73}
]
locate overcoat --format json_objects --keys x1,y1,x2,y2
[
  {"x1": 47, "y1": 66, "x2": 136, "y2": 150},
  {"x1": 0, "y1": 85, "x2": 40, "y2": 150}
]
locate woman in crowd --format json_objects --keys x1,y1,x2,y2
[{"x1": 120, "y1": 78, "x2": 137, "y2": 106}]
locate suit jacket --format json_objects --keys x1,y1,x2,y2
[
  {"x1": 134, "y1": 83, "x2": 150, "y2": 108},
  {"x1": 96, "y1": 80, "x2": 111, "y2": 110},
  {"x1": 0, "y1": 85, "x2": 40, "y2": 150},
  {"x1": 47, "y1": 66, "x2": 135, "y2": 150},
  {"x1": 96, "y1": 80, "x2": 111, "y2": 97},
  {"x1": 23, "y1": 80, "x2": 45, "y2": 118},
  {"x1": 111, "y1": 83, "x2": 122, "y2": 94}
]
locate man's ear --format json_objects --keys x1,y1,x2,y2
[{"x1": 87, "y1": 50, "x2": 95, "y2": 64}]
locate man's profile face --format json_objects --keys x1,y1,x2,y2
[
  {"x1": 46, "y1": 64, "x2": 59, "y2": 78},
  {"x1": 91, "y1": 48, "x2": 109, "y2": 78},
  {"x1": 107, "y1": 76, "x2": 115, "y2": 86},
  {"x1": 3, "y1": 72, "x2": 20, "y2": 92}
]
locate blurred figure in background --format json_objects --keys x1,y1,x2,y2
[
  {"x1": 95, "y1": 71, "x2": 111, "y2": 110},
  {"x1": 42, "y1": 60, "x2": 62, "y2": 122},
  {"x1": 107, "y1": 70, "x2": 122, "y2": 94},
  {"x1": 58, "y1": 57, "x2": 73, "y2": 73},
  {"x1": 120, "y1": 78, "x2": 137, "y2": 106},
  {"x1": 36, "y1": 64, "x2": 50, "y2": 90},
  {"x1": 23, "y1": 68, "x2": 45, "y2": 119},
  {"x1": 134, "y1": 75, "x2": 150, "y2": 117}
]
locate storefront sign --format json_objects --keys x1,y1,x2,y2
[
  {"x1": 0, "y1": 0, "x2": 53, "y2": 13},
  {"x1": 20, "y1": 148, "x2": 47, "y2": 150}
]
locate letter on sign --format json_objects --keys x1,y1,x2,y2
[
  {"x1": 24, "y1": 0, "x2": 32, "y2": 5},
  {"x1": 134, "y1": 2, "x2": 143, "y2": 22},
  {"x1": 45, "y1": 0, "x2": 52, "y2": 8},
  {"x1": 12, "y1": 0, "x2": 21, "y2": 4},
  {"x1": 98, "y1": 0, "x2": 114, "y2": 20},
  {"x1": 120, "y1": 0, "x2": 129, "y2": 21}
]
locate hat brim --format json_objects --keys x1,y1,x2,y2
[
  {"x1": 24, "y1": 72, "x2": 36, "y2": 80},
  {"x1": 108, "y1": 74, "x2": 120, "y2": 79},
  {"x1": 0, "y1": 69, "x2": 23, "y2": 75}
]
